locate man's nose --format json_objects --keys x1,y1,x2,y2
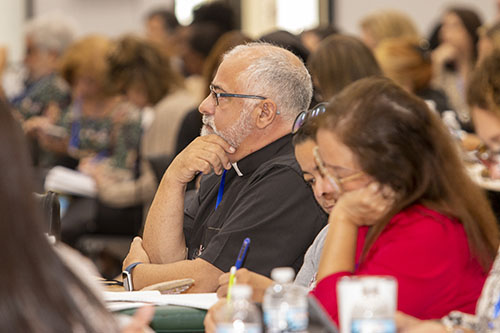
[{"x1": 199, "y1": 94, "x2": 215, "y2": 115}]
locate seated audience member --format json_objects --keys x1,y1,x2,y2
[
  {"x1": 310, "y1": 77, "x2": 498, "y2": 324},
  {"x1": 431, "y1": 7, "x2": 482, "y2": 130},
  {"x1": 88, "y1": 35, "x2": 195, "y2": 214},
  {"x1": 123, "y1": 43, "x2": 327, "y2": 292},
  {"x1": 359, "y1": 10, "x2": 420, "y2": 49},
  {"x1": 39, "y1": 35, "x2": 143, "y2": 246},
  {"x1": 0, "y1": 101, "x2": 152, "y2": 332},
  {"x1": 374, "y1": 37, "x2": 452, "y2": 114},
  {"x1": 1, "y1": 13, "x2": 76, "y2": 168},
  {"x1": 144, "y1": 9, "x2": 180, "y2": 59},
  {"x1": 307, "y1": 34, "x2": 382, "y2": 102},
  {"x1": 259, "y1": 30, "x2": 310, "y2": 64},
  {"x1": 300, "y1": 25, "x2": 339, "y2": 53},
  {"x1": 478, "y1": 21, "x2": 500, "y2": 63},
  {"x1": 397, "y1": 49, "x2": 500, "y2": 333},
  {"x1": 2, "y1": 12, "x2": 75, "y2": 121}
]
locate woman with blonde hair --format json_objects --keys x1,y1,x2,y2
[
  {"x1": 359, "y1": 10, "x2": 419, "y2": 49},
  {"x1": 375, "y1": 37, "x2": 451, "y2": 114}
]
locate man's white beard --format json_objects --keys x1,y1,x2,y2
[{"x1": 201, "y1": 111, "x2": 254, "y2": 148}]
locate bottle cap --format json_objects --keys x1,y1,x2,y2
[
  {"x1": 271, "y1": 267, "x2": 295, "y2": 283},
  {"x1": 231, "y1": 284, "x2": 253, "y2": 299}
]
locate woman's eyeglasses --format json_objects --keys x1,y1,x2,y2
[
  {"x1": 292, "y1": 103, "x2": 327, "y2": 134},
  {"x1": 313, "y1": 146, "x2": 365, "y2": 195}
]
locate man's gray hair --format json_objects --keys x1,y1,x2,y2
[
  {"x1": 224, "y1": 42, "x2": 313, "y2": 123},
  {"x1": 25, "y1": 12, "x2": 78, "y2": 56}
]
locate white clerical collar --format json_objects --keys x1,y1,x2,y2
[{"x1": 232, "y1": 162, "x2": 243, "y2": 177}]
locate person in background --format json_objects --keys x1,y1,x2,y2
[
  {"x1": 39, "y1": 35, "x2": 143, "y2": 247},
  {"x1": 311, "y1": 77, "x2": 498, "y2": 325},
  {"x1": 359, "y1": 10, "x2": 420, "y2": 49},
  {"x1": 259, "y1": 30, "x2": 310, "y2": 64},
  {"x1": 300, "y1": 25, "x2": 339, "y2": 53},
  {"x1": 0, "y1": 100, "x2": 153, "y2": 332},
  {"x1": 478, "y1": 21, "x2": 500, "y2": 63},
  {"x1": 374, "y1": 37, "x2": 451, "y2": 114},
  {"x1": 431, "y1": 7, "x2": 482, "y2": 130},
  {"x1": 1, "y1": 12, "x2": 76, "y2": 121},
  {"x1": 88, "y1": 35, "x2": 195, "y2": 215},
  {"x1": 396, "y1": 47, "x2": 500, "y2": 333},
  {"x1": 0, "y1": 12, "x2": 77, "y2": 169},
  {"x1": 144, "y1": 9, "x2": 179, "y2": 59},
  {"x1": 307, "y1": 34, "x2": 382, "y2": 102}
]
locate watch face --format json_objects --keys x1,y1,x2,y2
[{"x1": 122, "y1": 271, "x2": 132, "y2": 291}]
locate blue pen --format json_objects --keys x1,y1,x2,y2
[
  {"x1": 235, "y1": 237, "x2": 251, "y2": 269},
  {"x1": 227, "y1": 238, "x2": 251, "y2": 301}
]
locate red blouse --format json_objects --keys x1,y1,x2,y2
[{"x1": 311, "y1": 204, "x2": 488, "y2": 324}]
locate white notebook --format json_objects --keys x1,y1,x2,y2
[
  {"x1": 44, "y1": 166, "x2": 97, "y2": 197},
  {"x1": 104, "y1": 291, "x2": 218, "y2": 311}
]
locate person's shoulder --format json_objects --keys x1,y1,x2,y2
[{"x1": 390, "y1": 204, "x2": 461, "y2": 235}]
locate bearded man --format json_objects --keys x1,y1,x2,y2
[{"x1": 123, "y1": 43, "x2": 326, "y2": 292}]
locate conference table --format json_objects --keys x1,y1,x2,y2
[{"x1": 120, "y1": 305, "x2": 207, "y2": 333}]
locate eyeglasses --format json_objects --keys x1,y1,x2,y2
[
  {"x1": 209, "y1": 84, "x2": 266, "y2": 106},
  {"x1": 313, "y1": 146, "x2": 365, "y2": 195},
  {"x1": 292, "y1": 103, "x2": 327, "y2": 134}
]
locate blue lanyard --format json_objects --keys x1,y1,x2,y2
[{"x1": 215, "y1": 169, "x2": 227, "y2": 210}]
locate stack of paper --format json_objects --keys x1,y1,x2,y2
[
  {"x1": 45, "y1": 166, "x2": 97, "y2": 197},
  {"x1": 104, "y1": 291, "x2": 218, "y2": 312}
]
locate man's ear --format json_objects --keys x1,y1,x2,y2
[{"x1": 255, "y1": 100, "x2": 279, "y2": 129}]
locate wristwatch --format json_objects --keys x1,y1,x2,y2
[{"x1": 122, "y1": 262, "x2": 142, "y2": 291}]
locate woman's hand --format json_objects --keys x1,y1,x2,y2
[{"x1": 331, "y1": 182, "x2": 396, "y2": 227}]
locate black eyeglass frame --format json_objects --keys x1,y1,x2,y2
[
  {"x1": 292, "y1": 103, "x2": 328, "y2": 134},
  {"x1": 209, "y1": 84, "x2": 266, "y2": 106}
]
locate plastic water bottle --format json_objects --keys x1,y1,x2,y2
[
  {"x1": 215, "y1": 284, "x2": 262, "y2": 333},
  {"x1": 350, "y1": 283, "x2": 396, "y2": 333},
  {"x1": 262, "y1": 267, "x2": 309, "y2": 333}
]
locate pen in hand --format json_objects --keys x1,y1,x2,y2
[{"x1": 227, "y1": 237, "x2": 251, "y2": 301}]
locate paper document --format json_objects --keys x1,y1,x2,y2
[
  {"x1": 44, "y1": 166, "x2": 97, "y2": 197},
  {"x1": 104, "y1": 291, "x2": 218, "y2": 311}
]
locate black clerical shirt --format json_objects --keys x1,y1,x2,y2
[{"x1": 184, "y1": 134, "x2": 327, "y2": 277}]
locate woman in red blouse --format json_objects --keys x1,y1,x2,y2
[{"x1": 310, "y1": 77, "x2": 499, "y2": 325}]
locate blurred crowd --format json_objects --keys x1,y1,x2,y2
[
  {"x1": 3, "y1": 1, "x2": 500, "y2": 275},
  {"x1": 4, "y1": 1, "x2": 500, "y2": 332}
]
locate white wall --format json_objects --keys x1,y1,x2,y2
[
  {"x1": 35, "y1": 0, "x2": 174, "y2": 38},
  {"x1": 336, "y1": 0, "x2": 496, "y2": 38},
  {"x1": 0, "y1": 0, "x2": 25, "y2": 64}
]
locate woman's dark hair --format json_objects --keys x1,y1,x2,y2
[
  {"x1": 316, "y1": 77, "x2": 499, "y2": 271},
  {"x1": 447, "y1": 7, "x2": 482, "y2": 61},
  {"x1": 308, "y1": 34, "x2": 382, "y2": 101},
  {"x1": 0, "y1": 102, "x2": 117, "y2": 332},
  {"x1": 292, "y1": 119, "x2": 318, "y2": 147},
  {"x1": 108, "y1": 35, "x2": 183, "y2": 105}
]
